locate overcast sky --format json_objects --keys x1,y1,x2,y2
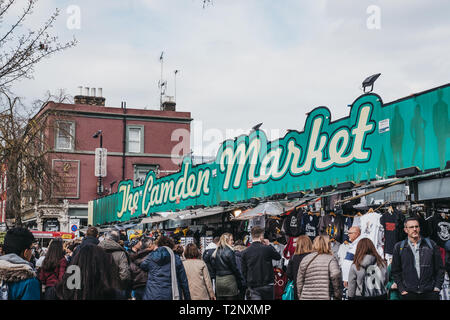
[{"x1": 10, "y1": 0, "x2": 450, "y2": 157}]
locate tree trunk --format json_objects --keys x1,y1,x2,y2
[{"x1": 6, "y1": 157, "x2": 22, "y2": 227}]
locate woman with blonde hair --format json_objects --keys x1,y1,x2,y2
[
  {"x1": 296, "y1": 235, "x2": 342, "y2": 300},
  {"x1": 286, "y1": 236, "x2": 313, "y2": 300},
  {"x1": 211, "y1": 233, "x2": 243, "y2": 300}
]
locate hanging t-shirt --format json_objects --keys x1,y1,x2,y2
[
  {"x1": 341, "y1": 216, "x2": 354, "y2": 243},
  {"x1": 380, "y1": 209, "x2": 405, "y2": 255},
  {"x1": 248, "y1": 215, "x2": 266, "y2": 232},
  {"x1": 319, "y1": 214, "x2": 344, "y2": 243},
  {"x1": 359, "y1": 211, "x2": 384, "y2": 257},
  {"x1": 271, "y1": 242, "x2": 286, "y2": 269},
  {"x1": 429, "y1": 214, "x2": 450, "y2": 248},
  {"x1": 302, "y1": 214, "x2": 320, "y2": 241},
  {"x1": 352, "y1": 215, "x2": 362, "y2": 228},
  {"x1": 283, "y1": 208, "x2": 303, "y2": 237}
]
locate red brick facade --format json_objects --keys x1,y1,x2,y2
[{"x1": 37, "y1": 102, "x2": 192, "y2": 204}]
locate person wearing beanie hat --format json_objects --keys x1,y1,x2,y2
[{"x1": 0, "y1": 227, "x2": 41, "y2": 300}]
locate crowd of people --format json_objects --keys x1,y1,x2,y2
[{"x1": 0, "y1": 215, "x2": 448, "y2": 300}]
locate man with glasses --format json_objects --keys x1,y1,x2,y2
[
  {"x1": 338, "y1": 226, "x2": 362, "y2": 290},
  {"x1": 391, "y1": 217, "x2": 445, "y2": 300}
]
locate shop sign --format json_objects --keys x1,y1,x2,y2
[
  {"x1": 31, "y1": 230, "x2": 75, "y2": 240},
  {"x1": 93, "y1": 85, "x2": 450, "y2": 224},
  {"x1": 52, "y1": 159, "x2": 80, "y2": 198}
]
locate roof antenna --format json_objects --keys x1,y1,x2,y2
[
  {"x1": 158, "y1": 51, "x2": 167, "y2": 110},
  {"x1": 174, "y1": 70, "x2": 179, "y2": 102}
]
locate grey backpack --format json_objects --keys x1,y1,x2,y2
[{"x1": 362, "y1": 263, "x2": 387, "y2": 297}]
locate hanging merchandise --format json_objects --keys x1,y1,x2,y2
[
  {"x1": 302, "y1": 212, "x2": 320, "y2": 241},
  {"x1": 380, "y1": 207, "x2": 406, "y2": 255},
  {"x1": 319, "y1": 212, "x2": 344, "y2": 242},
  {"x1": 359, "y1": 209, "x2": 384, "y2": 257},
  {"x1": 247, "y1": 215, "x2": 266, "y2": 232},
  {"x1": 429, "y1": 212, "x2": 450, "y2": 249},
  {"x1": 283, "y1": 236, "x2": 298, "y2": 260},
  {"x1": 271, "y1": 241, "x2": 286, "y2": 270},
  {"x1": 273, "y1": 267, "x2": 287, "y2": 300},
  {"x1": 282, "y1": 208, "x2": 304, "y2": 237},
  {"x1": 266, "y1": 217, "x2": 286, "y2": 244},
  {"x1": 341, "y1": 215, "x2": 354, "y2": 243},
  {"x1": 352, "y1": 212, "x2": 363, "y2": 228}
]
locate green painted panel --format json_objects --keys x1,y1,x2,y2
[{"x1": 93, "y1": 85, "x2": 450, "y2": 225}]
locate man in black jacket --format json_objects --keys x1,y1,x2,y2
[
  {"x1": 391, "y1": 217, "x2": 445, "y2": 300},
  {"x1": 72, "y1": 226, "x2": 99, "y2": 258},
  {"x1": 241, "y1": 226, "x2": 281, "y2": 300}
]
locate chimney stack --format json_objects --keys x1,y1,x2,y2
[
  {"x1": 160, "y1": 95, "x2": 176, "y2": 111},
  {"x1": 74, "y1": 86, "x2": 106, "y2": 106}
]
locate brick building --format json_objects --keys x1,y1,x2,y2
[{"x1": 21, "y1": 91, "x2": 191, "y2": 232}]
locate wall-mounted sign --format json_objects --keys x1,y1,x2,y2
[
  {"x1": 93, "y1": 84, "x2": 450, "y2": 225},
  {"x1": 43, "y1": 218, "x2": 60, "y2": 232},
  {"x1": 95, "y1": 148, "x2": 107, "y2": 177},
  {"x1": 52, "y1": 159, "x2": 80, "y2": 199}
]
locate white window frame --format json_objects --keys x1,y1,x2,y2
[
  {"x1": 55, "y1": 121, "x2": 75, "y2": 151},
  {"x1": 127, "y1": 125, "x2": 144, "y2": 154}
]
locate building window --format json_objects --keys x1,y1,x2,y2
[
  {"x1": 127, "y1": 125, "x2": 144, "y2": 153},
  {"x1": 134, "y1": 164, "x2": 158, "y2": 186},
  {"x1": 55, "y1": 121, "x2": 75, "y2": 151}
]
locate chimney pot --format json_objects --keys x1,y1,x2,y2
[
  {"x1": 91, "y1": 88, "x2": 96, "y2": 97},
  {"x1": 85, "y1": 87, "x2": 90, "y2": 96}
]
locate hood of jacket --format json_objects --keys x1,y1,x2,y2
[
  {"x1": 149, "y1": 247, "x2": 173, "y2": 266},
  {"x1": 0, "y1": 254, "x2": 36, "y2": 282},
  {"x1": 99, "y1": 238, "x2": 125, "y2": 253},
  {"x1": 360, "y1": 254, "x2": 377, "y2": 268}
]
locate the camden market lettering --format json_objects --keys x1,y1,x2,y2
[{"x1": 92, "y1": 85, "x2": 450, "y2": 225}]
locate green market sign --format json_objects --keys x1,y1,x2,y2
[{"x1": 93, "y1": 84, "x2": 450, "y2": 225}]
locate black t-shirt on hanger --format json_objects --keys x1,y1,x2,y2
[
  {"x1": 283, "y1": 208, "x2": 304, "y2": 237},
  {"x1": 302, "y1": 214, "x2": 320, "y2": 241},
  {"x1": 380, "y1": 209, "x2": 404, "y2": 255},
  {"x1": 429, "y1": 213, "x2": 450, "y2": 248}
]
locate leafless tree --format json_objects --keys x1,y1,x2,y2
[
  {"x1": 0, "y1": 89, "x2": 72, "y2": 226},
  {"x1": 0, "y1": 0, "x2": 77, "y2": 90}
]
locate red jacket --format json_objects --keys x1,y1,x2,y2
[{"x1": 38, "y1": 257, "x2": 68, "y2": 287}]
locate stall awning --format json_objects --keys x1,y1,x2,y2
[{"x1": 232, "y1": 200, "x2": 308, "y2": 220}]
